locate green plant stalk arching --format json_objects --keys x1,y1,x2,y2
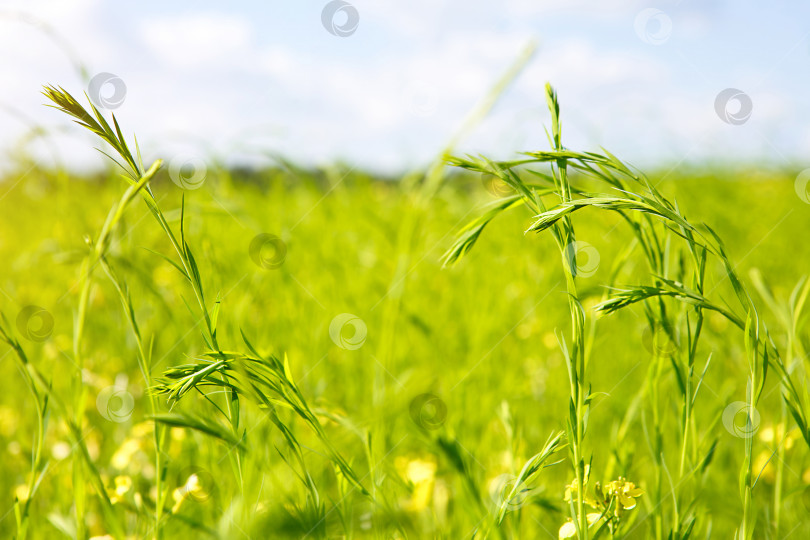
[
  {"x1": 41, "y1": 85, "x2": 373, "y2": 539},
  {"x1": 443, "y1": 83, "x2": 803, "y2": 539}
]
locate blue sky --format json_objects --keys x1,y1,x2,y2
[{"x1": 1, "y1": 0, "x2": 808, "y2": 175}]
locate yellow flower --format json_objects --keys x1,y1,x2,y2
[
  {"x1": 109, "y1": 475, "x2": 133, "y2": 504},
  {"x1": 14, "y1": 484, "x2": 30, "y2": 502},
  {"x1": 604, "y1": 477, "x2": 644, "y2": 510},
  {"x1": 395, "y1": 456, "x2": 437, "y2": 512},
  {"x1": 111, "y1": 439, "x2": 142, "y2": 470},
  {"x1": 0, "y1": 405, "x2": 19, "y2": 436},
  {"x1": 172, "y1": 474, "x2": 206, "y2": 513},
  {"x1": 51, "y1": 441, "x2": 71, "y2": 461},
  {"x1": 131, "y1": 422, "x2": 154, "y2": 439},
  {"x1": 759, "y1": 424, "x2": 799, "y2": 451},
  {"x1": 563, "y1": 466, "x2": 596, "y2": 508},
  {"x1": 115, "y1": 475, "x2": 132, "y2": 496},
  {"x1": 405, "y1": 459, "x2": 437, "y2": 484},
  {"x1": 754, "y1": 450, "x2": 776, "y2": 484},
  {"x1": 558, "y1": 513, "x2": 601, "y2": 538}
]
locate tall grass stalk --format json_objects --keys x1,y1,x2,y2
[
  {"x1": 45, "y1": 84, "x2": 257, "y2": 533},
  {"x1": 543, "y1": 84, "x2": 591, "y2": 539},
  {"x1": 750, "y1": 271, "x2": 810, "y2": 535},
  {"x1": 443, "y1": 83, "x2": 803, "y2": 538},
  {"x1": 445, "y1": 83, "x2": 594, "y2": 537},
  {"x1": 43, "y1": 85, "x2": 376, "y2": 537},
  {"x1": 0, "y1": 313, "x2": 130, "y2": 538},
  {"x1": 0, "y1": 317, "x2": 49, "y2": 540},
  {"x1": 43, "y1": 84, "x2": 177, "y2": 537}
]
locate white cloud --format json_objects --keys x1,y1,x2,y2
[
  {"x1": 139, "y1": 13, "x2": 254, "y2": 69},
  {"x1": 503, "y1": 0, "x2": 644, "y2": 16},
  {"x1": 0, "y1": 0, "x2": 806, "y2": 174}
]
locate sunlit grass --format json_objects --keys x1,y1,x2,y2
[{"x1": 0, "y1": 84, "x2": 807, "y2": 539}]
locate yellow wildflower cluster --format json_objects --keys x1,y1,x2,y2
[
  {"x1": 559, "y1": 476, "x2": 644, "y2": 538},
  {"x1": 603, "y1": 478, "x2": 644, "y2": 512},
  {"x1": 108, "y1": 475, "x2": 132, "y2": 504},
  {"x1": 753, "y1": 424, "x2": 801, "y2": 484},
  {"x1": 559, "y1": 513, "x2": 602, "y2": 539},
  {"x1": 395, "y1": 456, "x2": 437, "y2": 513},
  {"x1": 172, "y1": 473, "x2": 207, "y2": 514}
]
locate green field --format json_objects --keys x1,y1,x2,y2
[{"x1": 1, "y1": 88, "x2": 810, "y2": 539}]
